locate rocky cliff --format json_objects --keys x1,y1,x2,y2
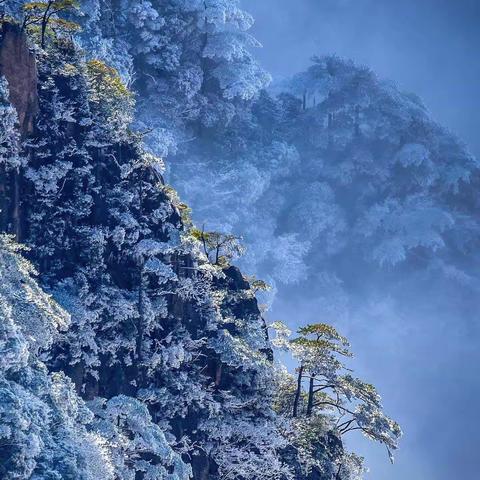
[
  {"x1": 0, "y1": 18, "x2": 302, "y2": 480},
  {"x1": 0, "y1": 8, "x2": 400, "y2": 480}
]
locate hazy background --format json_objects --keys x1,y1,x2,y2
[
  {"x1": 245, "y1": 0, "x2": 480, "y2": 159},
  {"x1": 243, "y1": 1, "x2": 480, "y2": 479}
]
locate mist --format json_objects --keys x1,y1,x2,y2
[
  {"x1": 240, "y1": 1, "x2": 480, "y2": 479},
  {"x1": 4, "y1": 1, "x2": 478, "y2": 479}
]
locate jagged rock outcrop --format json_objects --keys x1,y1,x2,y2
[{"x1": 0, "y1": 22, "x2": 38, "y2": 137}]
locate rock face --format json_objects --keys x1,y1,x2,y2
[
  {"x1": 0, "y1": 22, "x2": 38, "y2": 137},
  {"x1": 0, "y1": 22, "x2": 297, "y2": 480}
]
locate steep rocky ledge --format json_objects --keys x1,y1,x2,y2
[{"x1": 0, "y1": 22, "x2": 38, "y2": 137}]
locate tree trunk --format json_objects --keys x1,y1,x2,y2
[
  {"x1": 12, "y1": 169, "x2": 21, "y2": 241},
  {"x1": 335, "y1": 463, "x2": 342, "y2": 480},
  {"x1": 41, "y1": 21, "x2": 47, "y2": 49},
  {"x1": 293, "y1": 365, "x2": 304, "y2": 418},
  {"x1": 306, "y1": 373, "x2": 315, "y2": 416},
  {"x1": 41, "y1": 2, "x2": 52, "y2": 49},
  {"x1": 215, "y1": 361, "x2": 222, "y2": 387}
]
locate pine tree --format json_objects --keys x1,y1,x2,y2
[
  {"x1": 22, "y1": 0, "x2": 80, "y2": 48},
  {"x1": 271, "y1": 321, "x2": 402, "y2": 473}
]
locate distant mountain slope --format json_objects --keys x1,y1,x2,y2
[
  {"x1": 170, "y1": 55, "x2": 480, "y2": 300},
  {"x1": 168, "y1": 56, "x2": 480, "y2": 480}
]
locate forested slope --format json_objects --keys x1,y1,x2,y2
[{"x1": 0, "y1": 3, "x2": 400, "y2": 479}]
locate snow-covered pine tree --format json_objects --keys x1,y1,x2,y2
[
  {"x1": 0, "y1": 234, "x2": 112, "y2": 479},
  {"x1": 79, "y1": 0, "x2": 270, "y2": 156}
]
